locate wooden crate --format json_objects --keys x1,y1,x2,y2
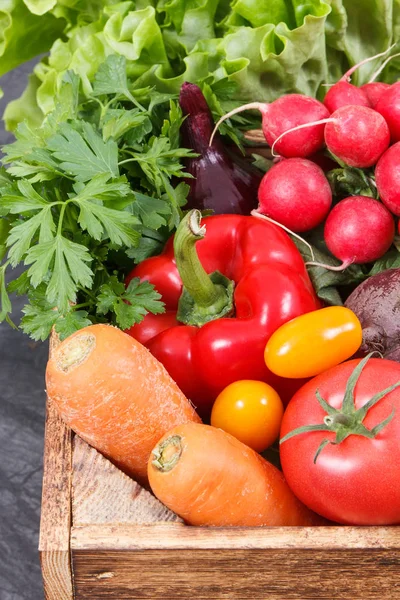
[{"x1": 39, "y1": 339, "x2": 400, "y2": 600}]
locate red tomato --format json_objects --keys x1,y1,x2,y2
[{"x1": 280, "y1": 357, "x2": 400, "y2": 525}]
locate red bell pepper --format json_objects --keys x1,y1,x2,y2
[{"x1": 126, "y1": 210, "x2": 320, "y2": 418}]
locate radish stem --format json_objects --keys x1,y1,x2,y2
[
  {"x1": 209, "y1": 102, "x2": 265, "y2": 146},
  {"x1": 305, "y1": 259, "x2": 353, "y2": 272},
  {"x1": 340, "y1": 44, "x2": 395, "y2": 82},
  {"x1": 251, "y1": 210, "x2": 315, "y2": 260},
  {"x1": 368, "y1": 51, "x2": 400, "y2": 83},
  {"x1": 270, "y1": 118, "x2": 334, "y2": 157}
]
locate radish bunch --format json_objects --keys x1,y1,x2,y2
[{"x1": 211, "y1": 47, "x2": 400, "y2": 272}]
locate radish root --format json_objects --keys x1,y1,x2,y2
[
  {"x1": 305, "y1": 259, "x2": 353, "y2": 272},
  {"x1": 209, "y1": 102, "x2": 266, "y2": 146},
  {"x1": 270, "y1": 118, "x2": 334, "y2": 158},
  {"x1": 251, "y1": 210, "x2": 315, "y2": 260}
]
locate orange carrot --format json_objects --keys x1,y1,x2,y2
[
  {"x1": 148, "y1": 423, "x2": 323, "y2": 526},
  {"x1": 46, "y1": 324, "x2": 201, "y2": 485}
]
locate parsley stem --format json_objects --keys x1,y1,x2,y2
[
  {"x1": 118, "y1": 157, "x2": 138, "y2": 166},
  {"x1": 74, "y1": 302, "x2": 92, "y2": 309},
  {"x1": 57, "y1": 204, "x2": 66, "y2": 236},
  {"x1": 126, "y1": 91, "x2": 146, "y2": 112},
  {"x1": 78, "y1": 286, "x2": 97, "y2": 302}
]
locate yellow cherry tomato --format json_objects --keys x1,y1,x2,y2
[
  {"x1": 264, "y1": 306, "x2": 362, "y2": 379},
  {"x1": 210, "y1": 380, "x2": 284, "y2": 452}
]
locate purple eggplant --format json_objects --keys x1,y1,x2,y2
[{"x1": 179, "y1": 82, "x2": 262, "y2": 215}]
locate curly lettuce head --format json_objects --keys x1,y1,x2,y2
[{"x1": 1, "y1": 0, "x2": 398, "y2": 131}]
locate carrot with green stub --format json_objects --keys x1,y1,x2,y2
[
  {"x1": 45, "y1": 324, "x2": 201, "y2": 485},
  {"x1": 148, "y1": 422, "x2": 324, "y2": 526}
]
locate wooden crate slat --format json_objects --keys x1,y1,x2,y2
[
  {"x1": 39, "y1": 334, "x2": 74, "y2": 600},
  {"x1": 71, "y1": 547, "x2": 400, "y2": 600},
  {"x1": 70, "y1": 522, "x2": 400, "y2": 551},
  {"x1": 72, "y1": 435, "x2": 182, "y2": 525},
  {"x1": 39, "y1": 395, "x2": 74, "y2": 600}
]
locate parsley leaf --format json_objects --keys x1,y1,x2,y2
[
  {"x1": 0, "y1": 57, "x2": 196, "y2": 340},
  {"x1": 6, "y1": 209, "x2": 54, "y2": 266},
  {"x1": 25, "y1": 236, "x2": 93, "y2": 311},
  {"x1": 0, "y1": 264, "x2": 12, "y2": 324},
  {"x1": 20, "y1": 287, "x2": 92, "y2": 341},
  {"x1": 7, "y1": 270, "x2": 30, "y2": 296},
  {"x1": 126, "y1": 235, "x2": 165, "y2": 263},
  {"x1": 102, "y1": 109, "x2": 150, "y2": 141},
  {"x1": 47, "y1": 121, "x2": 119, "y2": 182},
  {"x1": 55, "y1": 311, "x2": 92, "y2": 340},
  {"x1": 130, "y1": 192, "x2": 171, "y2": 230},
  {"x1": 96, "y1": 275, "x2": 165, "y2": 330},
  {"x1": 92, "y1": 55, "x2": 145, "y2": 111},
  {"x1": 20, "y1": 298, "x2": 59, "y2": 341}
]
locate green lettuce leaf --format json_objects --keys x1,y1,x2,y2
[
  {"x1": 0, "y1": 0, "x2": 66, "y2": 76},
  {"x1": 3, "y1": 0, "x2": 400, "y2": 132}
]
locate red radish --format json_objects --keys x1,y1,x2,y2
[
  {"x1": 323, "y1": 46, "x2": 394, "y2": 113},
  {"x1": 361, "y1": 82, "x2": 391, "y2": 107},
  {"x1": 324, "y1": 105, "x2": 390, "y2": 168},
  {"x1": 375, "y1": 142, "x2": 400, "y2": 215},
  {"x1": 360, "y1": 51, "x2": 400, "y2": 107},
  {"x1": 311, "y1": 196, "x2": 394, "y2": 270},
  {"x1": 271, "y1": 105, "x2": 390, "y2": 168},
  {"x1": 323, "y1": 82, "x2": 370, "y2": 113},
  {"x1": 210, "y1": 94, "x2": 330, "y2": 158},
  {"x1": 255, "y1": 158, "x2": 332, "y2": 232},
  {"x1": 375, "y1": 82, "x2": 400, "y2": 142}
]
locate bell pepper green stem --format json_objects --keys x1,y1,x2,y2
[
  {"x1": 174, "y1": 210, "x2": 221, "y2": 307},
  {"x1": 174, "y1": 210, "x2": 234, "y2": 326}
]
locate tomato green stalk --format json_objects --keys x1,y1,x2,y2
[{"x1": 280, "y1": 353, "x2": 400, "y2": 462}]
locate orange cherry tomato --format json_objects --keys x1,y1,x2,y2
[
  {"x1": 264, "y1": 306, "x2": 362, "y2": 379},
  {"x1": 210, "y1": 380, "x2": 284, "y2": 452}
]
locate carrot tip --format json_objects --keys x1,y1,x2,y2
[
  {"x1": 152, "y1": 435, "x2": 183, "y2": 472},
  {"x1": 55, "y1": 333, "x2": 96, "y2": 373}
]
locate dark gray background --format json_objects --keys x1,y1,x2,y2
[{"x1": 0, "y1": 60, "x2": 48, "y2": 600}]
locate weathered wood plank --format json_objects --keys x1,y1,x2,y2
[
  {"x1": 71, "y1": 547, "x2": 400, "y2": 599},
  {"x1": 72, "y1": 436, "x2": 182, "y2": 525},
  {"x1": 39, "y1": 395, "x2": 73, "y2": 600},
  {"x1": 71, "y1": 522, "x2": 400, "y2": 551},
  {"x1": 39, "y1": 335, "x2": 73, "y2": 600}
]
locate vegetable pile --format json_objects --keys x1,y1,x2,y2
[{"x1": 2, "y1": 1, "x2": 400, "y2": 528}]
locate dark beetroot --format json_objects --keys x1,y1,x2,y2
[
  {"x1": 179, "y1": 83, "x2": 261, "y2": 215},
  {"x1": 345, "y1": 269, "x2": 400, "y2": 361}
]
